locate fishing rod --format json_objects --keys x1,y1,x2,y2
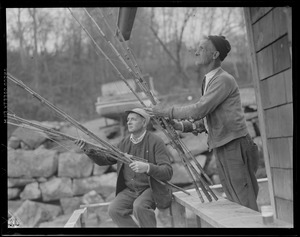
[
  {"x1": 69, "y1": 8, "x2": 216, "y2": 202},
  {"x1": 72, "y1": 7, "x2": 205, "y2": 201},
  {"x1": 7, "y1": 73, "x2": 125, "y2": 159},
  {"x1": 68, "y1": 8, "x2": 146, "y2": 108},
  {"x1": 98, "y1": 8, "x2": 217, "y2": 201},
  {"x1": 7, "y1": 90, "x2": 191, "y2": 196}
]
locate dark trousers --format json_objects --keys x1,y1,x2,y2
[
  {"x1": 214, "y1": 134, "x2": 259, "y2": 211},
  {"x1": 108, "y1": 187, "x2": 156, "y2": 227}
]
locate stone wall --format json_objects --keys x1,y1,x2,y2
[{"x1": 7, "y1": 122, "x2": 117, "y2": 227}]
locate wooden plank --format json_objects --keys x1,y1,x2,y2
[
  {"x1": 288, "y1": 137, "x2": 293, "y2": 167},
  {"x1": 265, "y1": 104, "x2": 293, "y2": 138},
  {"x1": 172, "y1": 189, "x2": 292, "y2": 228},
  {"x1": 257, "y1": 46, "x2": 273, "y2": 80},
  {"x1": 272, "y1": 35, "x2": 291, "y2": 74},
  {"x1": 267, "y1": 138, "x2": 293, "y2": 169},
  {"x1": 243, "y1": 7, "x2": 276, "y2": 218},
  {"x1": 277, "y1": 103, "x2": 293, "y2": 137},
  {"x1": 275, "y1": 197, "x2": 294, "y2": 224},
  {"x1": 264, "y1": 107, "x2": 279, "y2": 138},
  {"x1": 284, "y1": 69, "x2": 292, "y2": 103},
  {"x1": 250, "y1": 7, "x2": 273, "y2": 24},
  {"x1": 273, "y1": 7, "x2": 288, "y2": 40},
  {"x1": 271, "y1": 168, "x2": 293, "y2": 200},
  {"x1": 64, "y1": 208, "x2": 87, "y2": 228},
  {"x1": 253, "y1": 11, "x2": 273, "y2": 51},
  {"x1": 260, "y1": 72, "x2": 286, "y2": 109},
  {"x1": 198, "y1": 217, "x2": 213, "y2": 228},
  {"x1": 170, "y1": 200, "x2": 187, "y2": 227}
]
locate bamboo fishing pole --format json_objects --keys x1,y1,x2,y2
[
  {"x1": 100, "y1": 8, "x2": 213, "y2": 182},
  {"x1": 100, "y1": 8, "x2": 217, "y2": 200},
  {"x1": 7, "y1": 107, "x2": 191, "y2": 196},
  {"x1": 69, "y1": 8, "x2": 215, "y2": 202},
  {"x1": 108, "y1": 9, "x2": 214, "y2": 185},
  {"x1": 7, "y1": 73, "x2": 131, "y2": 164},
  {"x1": 76, "y1": 8, "x2": 205, "y2": 201}
]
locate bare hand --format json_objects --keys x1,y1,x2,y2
[
  {"x1": 129, "y1": 161, "x2": 149, "y2": 173},
  {"x1": 123, "y1": 153, "x2": 133, "y2": 162},
  {"x1": 74, "y1": 139, "x2": 86, "y2": 150}
]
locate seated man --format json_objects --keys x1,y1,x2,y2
[{"x1": 74, "y1": 108, "x2": 173, "y2": 227}]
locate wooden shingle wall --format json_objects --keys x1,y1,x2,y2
[{"x1": 244, "y1": 7, "x2": 293, "y2": 224}]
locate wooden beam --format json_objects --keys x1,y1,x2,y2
[
  {"x1": 243, "y1": 7, "x2": 276, "y2": 218},
  {"x1": 172, "y1": 188, "x2": 292, "y2": 228},
  {"x1": 170, "y1": 200, "x2": 186, "y2": 227},
  {"x1": 64, "y1": 208, "x2": 87, "y2": 228}
]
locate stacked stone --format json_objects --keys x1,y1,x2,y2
[{"x1": 7, "y1": 122, "x2": 117, "y2": 227}]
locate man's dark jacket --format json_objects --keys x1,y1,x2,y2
[{"x1": 83, "y1": 131, "x2": 173, "y2": 209}]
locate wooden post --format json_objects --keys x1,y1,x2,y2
[
  {"x1": 170, "y1": 199, "x2": 186, "y2": 227},
  {"x1": 243, "y1": 7, "x2": 276, "y2": 217},
  {"x1": 64, "y1": 208, "x2": 87, "y2": 228}
]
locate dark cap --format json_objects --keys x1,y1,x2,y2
[{"x1": 208, "y1": 35, "x2": 231, "y2": 61}]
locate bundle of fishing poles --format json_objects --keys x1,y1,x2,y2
[{"x1": 7, "y1": 8, "x2": 218, "y2": 203}]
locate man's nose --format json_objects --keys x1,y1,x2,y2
[{"x1": 195, "y1": 50, "x2": 200, "y2": 56}]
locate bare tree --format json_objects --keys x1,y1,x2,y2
[{"x1": 27, "y1": 8, "x2": 39, "y2": 90}]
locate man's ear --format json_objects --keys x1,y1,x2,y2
[{"x1": 213, "y1": 51, "x2": 220, "y2": 60}]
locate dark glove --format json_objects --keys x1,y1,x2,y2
[{"x1": 157, "y1": 117, "x2": 179, "y2": 130}]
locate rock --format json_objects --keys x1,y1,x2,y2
[
  {"x1": 105, "y1": 192, "x2": 115, "y2": 202},
  {"x1": 93, "y1": 164, "x2": 110, "y2": 176},
  {"x1": 36, "y1": 177, "x2": 48, "y2": 183},
  {"x1": 20, "y1": 141, "x2": 31, "y2": 150},
  {"x1": 20, "y1": 182, "x2": 41, "y2": 200},
  {"x1": 40, "y1": 177, "x2": 73, "y2": 201},
  {"x1": 8, "y1": 177, "x2": 36, "y2": 188},
  {"x1": 60, "y1": 196, "x2": 82, "y2": 214},
  {"x1": 81, "y1": 190, "x2": 109, "y2": 223},
  {"x1": 58, "y1": 152, "x2": 93, "y2": 178},
  {"x1": 8, "y1": 146, "x2": 58, "y2": 178},
  {"x1": 36, "y1": 202, "x2": 62, "y2": 221},
  {"x1": 8, "y1": 200, "x2": 24, "y2": 215},
  {"x1": 82, "y1": 190, "x2": 105, "y2": 206},
  {"x1": 7, "y1": 136, "x2": 20, "y2": 149},
  {"x1": 12, "y1": 126, "x2": 48, "y2": 150},
  {"x1": 38, "y1": 213, "x2": 72, "y2": 227},
  {"x1": 72, "y1": 173, "x2": 117, "y2": 198},
  {"x1": 13, "y1": 200, "x2": 50, "y2": 227},
  {"x1": 8, "y1": 188, "x2": 21, "y2": 200}
]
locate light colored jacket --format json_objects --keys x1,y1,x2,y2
[{"x1": 172, "y1": 68, "x2": 248, "y2": 149}]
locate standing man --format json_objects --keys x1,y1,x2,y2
[
  {"x1": 145, "y1": 35, "x2": 259, "y2": 211},
  {"x1": 75, "y1": 108, "x2": 173, "y2": 227}
]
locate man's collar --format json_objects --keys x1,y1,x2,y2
[
  {"x1": 130, "y1": 130, "x2": 147, "y2": 144},
  {"x1": 205, "y1": 66, "x2": 221, "y2": 80}
]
